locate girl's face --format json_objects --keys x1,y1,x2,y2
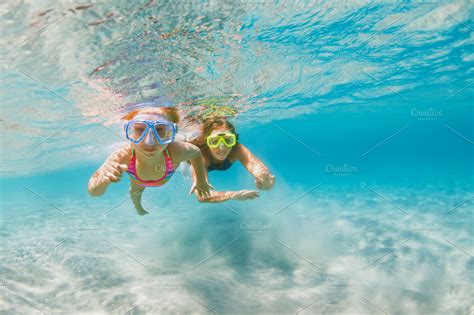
[
  {"x1": 130, "y1": 113, "x2": 170, "y2": 156},
  {"x1": 208, "y1": 127, "x2": 234, "y2": 161}
]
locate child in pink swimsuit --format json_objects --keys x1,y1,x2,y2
[{"x1": 88, "y1": 106, "x2": 213, "y2": 215}]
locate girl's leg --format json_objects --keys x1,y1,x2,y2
[{"x1": 130, "y1": 184, "x2": 148, "y2": 215}]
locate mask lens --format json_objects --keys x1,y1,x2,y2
[
  {"x1": 208, "y1": 136, "x2": 220, "y2": 147},
  {"x1": 223, "y1": 135, "x2": 236, "y2": 146},
  {"x1": 154, "y1": 123, "x2": 174, "y2": 142},
  {"x1": 127, "y1": 122, "x2": 148, "y2": 142}
]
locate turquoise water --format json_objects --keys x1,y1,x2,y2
[{"x1": 1, "y1": 1, "x2": 473, "y2": 314}]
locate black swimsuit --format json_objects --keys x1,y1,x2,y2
[{"x1": 207, "y1": 158, "x2": 233, "y2": 172}]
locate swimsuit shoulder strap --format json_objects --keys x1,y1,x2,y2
[
  {"x1": 163, "y1": 148, "x2": 175, "y2": 172},
  {"x1": 127, "y1": 147, "x2": 136, "y2": 173}
]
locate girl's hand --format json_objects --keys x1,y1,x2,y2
[
  {"x1": 232, "y1": 190, "x2": 260, "y2": 201},
  {"x1": 102, "y1": 162, "x2": 128, "y2": 183},
  {"x1": 189, "y1": 181, "x2": 215, "y2": 198},
  {"x1": 255, "y1": 173, "x2": 275, "y2": 190}
]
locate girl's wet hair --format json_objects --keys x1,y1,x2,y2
[
  {"x1": 192, "y1": 117, "x2": 239, "y2": 149},
  {"x1": 121, "y1": 106, "x2": 179, "y2": 123}
]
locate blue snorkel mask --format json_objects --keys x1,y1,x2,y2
[{"x1": 124, "y1": 119, "x2": 178, "y2": 145}]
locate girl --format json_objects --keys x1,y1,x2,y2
[
  {"x1": 88, "y1": 106, "x2": 213, "y2": 215},
  {"x1": 190, "y1": 117, "x2": 275, "y2": 203}
]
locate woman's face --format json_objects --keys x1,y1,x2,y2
[
  {"x1": 130, "y1": 113, "x2": 169, "y2": 156},
  {"x1": 208, "y1": 127, "x2": 234, "y2": 161}
]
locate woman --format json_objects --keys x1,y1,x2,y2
[{"x1": 190, "y1": 117, "x2": 275, "y2": 203}]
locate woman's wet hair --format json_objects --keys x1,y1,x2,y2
[
  {"x1": 192, "y1": 117, "x2": 239, "y2": 149},
  {"x1": 121, "y1": 106, "x2": 179, "y2": 123}
]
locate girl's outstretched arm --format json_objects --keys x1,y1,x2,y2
[
  {"x1": 172, "y1": 142, "x2": 214, "y2": 197},
  {"x1": 234, "y1": 144, "x2": 275, "y2": 190},
  {"x1": 88, "y1": 144, "x2": 131, "y2": 196}
]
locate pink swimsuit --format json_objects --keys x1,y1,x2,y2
[{"x1": 127, "y1": 148, "x2": 175, "y2": 187}]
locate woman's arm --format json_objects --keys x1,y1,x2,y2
[
  {"x1": 194, "y1": 188, "x2": 259, "y2": 203},
  {"x1": 190, "y1": 166, "x2": 259, "y2": 202},
  {"x1": 88, "y1": 144, "x2": 131, "y2": 196},
  {"x1": 233, "y1": 144, "x2": 275, "y2": 190}
]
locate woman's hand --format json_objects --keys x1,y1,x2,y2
[
  {"x1": 102, "y1": 162, "x2": 128, "y2": 183},
  {"x1": 255, "y1": 173, "x2": 275, "y2": 190},
  {"x1": 232, "y1": 190, "x2": 260, "y2": 201},
  {"x1": 189, "y1": 181, "x2": 215, "y2": 198}
]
